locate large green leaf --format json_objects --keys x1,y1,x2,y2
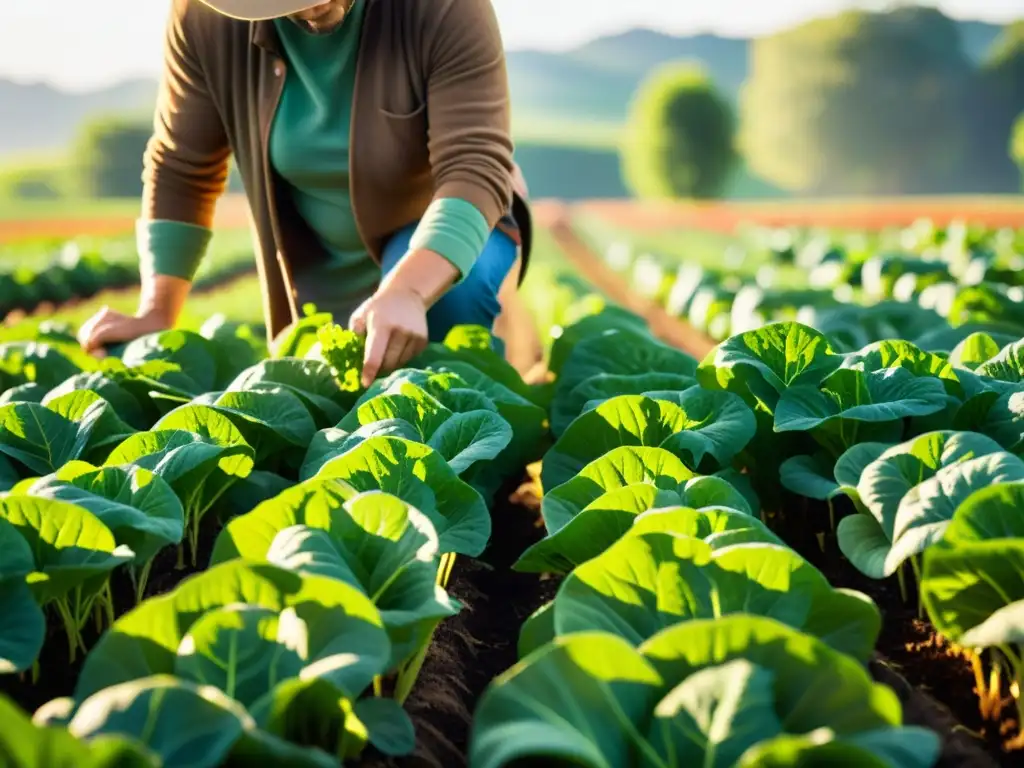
[
  {"x1": 212, "y1": 484, "x2": 458, "y2": 666},
  {"x1": 548, "y1": 309, "x2": 649, "y2": 378},
  {"x1": 941, "y1": 481, "x2": 1024, "y2": 545},
  {"x1": 338, "y1": 381, "x2": 513, "y2": 475},
  {"x1": 840, "y1": 339, "x2": 960, "y2": 394},
  {"x1": 0, "y1": 580, "x2": 46, "y2": 674},
  {"x1": 195, "y1": 389, "x2": 317, "y2": 465},
  {"x1": 0, "y1": 342, "x2": 82, "y2": 390},
  {"x1": 520, "y1": 532, "x2": 877, "y2": 662},
  {"x1": 0, "y1": 453, "x2": 18, "y2": 491},
  {"x1": 697, "y1": 322, "x2": 841, "y2": 412},
  {"x1": 121, "y1": 330, "x2": 219, "y2": 392},
  {"x1": 922, "y1": 540, "x2": 1024, "y2": 646},
  {"x1": 425, "y1": 360, "x2": 549, "y2": 467},
  {"x1": 471, "y1": 615, "x2": 920, "y2": 768},
  {"x1": 312, "y1": 436, "x2": 491, "y2": 557},
  {"x1": 105, "y1": 406, "x2": 255, "y2": 531},
  {"x1": 775, "y1": 368, "x2": 949, "y2": 454},
  {"x1": 551, "y1": 372, "x2": 697, "y2": 437},
  {"x1": 0, "y1": 401, "x2": 103, "y2": 475},
  {"x1": 74, "y1": 561, "x2": 389, "y2": 703},
  {"x1": 540, "y1": 447, "x2": 705, "y2": 533},
  {"x1": 837, "y1": 431, "x2": 1021, "y2": 578},
  {"x1": 736, "y1": 728, "x2": 939, "y2": 768},
  {"x1": 469, "y1": 632, "x2": 663, "y2": 768},
  {"x1": 976, "y1": 337, "x2": 1024, "y2": 383},
  {"x1": 542, "y1": 393, "x2": 755, "y2": 491},
  {"x1": 949, "y1": 332, "x2": 1002, "y2": 370},
  {"x1": 0, "y1": 496, "x2": 134, "y2": 606},
  {"x1": 645, "y1": 658, "x2": 782, "y2": 768},
  {"x1": 55, "y1": 675, "x2": 336, "y2": 768},
  {"x1": 514, "y1": 498, "x2": 779, "y2": 576},
  {"x1": 0, "y1": 692, "x2": 151, "y2": 767},
  {"x1": 226, "y1": 358, "x2": 347, "y2": 426},
  {"x1": 555, "y1": 327, "x2": 698, "y2": 404},
  {"x1": 300, "y1": 421, "x2": 422, "y2": 479},
  {"x1": 43, "y1": 390, "x2": 137, "y2": 459},
  {"x1": 23, "y1": 463, "x2": 184, "y2": 565},
  {"x1": 638, "y1": 616, "x2": 905, "y2": 737},
  {"x1": 44, "y1": 372, "x2": 147, "y2": 430}
]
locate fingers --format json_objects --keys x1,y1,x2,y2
[
  {"x1": 361, "y1": 321, "x2": 390, "y2": 388},
  {"x1": 348, "y1": 301, "x2": 369, "y2": 336},
  {"x1": 77, "y1": 307, "x2": 143, "y2": 357}
]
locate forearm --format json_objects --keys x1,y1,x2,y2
[
  {"x1": 379, "y1": 248, "x2": 459, "y2": 307},
  {"x1": 386, "y1": 197, "x2": 488, "y2": 304},
  {"x1": 135, "y1": 218, "x2": 211, "y2": 325},
  {"x1": 137, "y1": 273, "x2": 192, "y2": 326}
]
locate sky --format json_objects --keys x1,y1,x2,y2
[{"x1": 0, "y1": 0, "x2": 1021, "y2": 91}]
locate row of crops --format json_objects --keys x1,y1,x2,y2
[
  {"x1": 1, "y1": 231, "x2": 258, "y2": 319},
  {"x1": 498, "y1": 215, "x2": 1024, "y2": 764},
  {"x1": 3, "y1": 215, "x2": 1024, "y2": 765},
  {"x1": 0, "y1": 302, "x2": 551, "y2": 764},
  {"x1": 581, "y1": 215, "x2": 1024, "y2": 353}
]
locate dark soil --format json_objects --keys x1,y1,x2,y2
[
  {"x1": 774, "y1": 494, "x2": 1015, "y2": 768},
  {"x1": 363, "y1": 474, "x2": 558, "y2": 768}
]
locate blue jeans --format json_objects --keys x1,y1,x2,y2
[{"x1": 381, "y1": 222, "x2": 518, "y2": 348}]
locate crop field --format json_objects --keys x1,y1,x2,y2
[{"x1": 1, "y1": 203, "x2": 1024, "y2": 768}]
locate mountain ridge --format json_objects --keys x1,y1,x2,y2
[{"x1": 0, "y1": 20, "x2": 1007, "y2": 158}]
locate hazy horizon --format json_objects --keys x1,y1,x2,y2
[{"x1": 2, "y1": 0, "x2": 1021, "y2": 92}]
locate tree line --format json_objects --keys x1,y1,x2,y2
[
  {"x1": 5, "y1": 7, "x2": 1022, "y2": 202},
  {"x1": 626, "y1": 8, "x2": 1024, "y2": 199}
]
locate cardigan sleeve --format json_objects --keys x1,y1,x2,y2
[
  {"x1": 140, "y1": 0, "x2": 232, "y2": 234},
  {"x1": 421, "y1": 0, "x2": 515, "y2": 231}
]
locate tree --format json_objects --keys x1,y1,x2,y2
[
  {"x1": 1013, "y1": 113, "x2": 1024, "y2": 190},
  {"x1": 73, "y1": 115, "x2": 154, "y2": 198},
  {"x1": 621, "y1": 63, "x2": 739, "y2": 200},
  {"x1": 970, "y1": 23, "x2": 1024, "y2": 192},
  {"x1": 739, "y1": 7, "x2": 975, "y2": 196}
]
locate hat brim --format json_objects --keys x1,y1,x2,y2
[{"x1": 199, "y1": 0, "x2": 329, "y2": 21}]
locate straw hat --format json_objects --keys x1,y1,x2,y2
[{"x1": 198, "y1": 0, "x2": 333, "y2": 21}]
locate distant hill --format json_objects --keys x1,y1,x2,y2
[
  {"x1": 0, "y1": 79, "x2": 155, "y2": 158},
  {"x1": 0, "y1": 18, "x2": 1009, "y2": 156}
]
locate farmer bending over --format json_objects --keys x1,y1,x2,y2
[{"x1": 77, "y1": 0, "x2": 536, "y2": 386}]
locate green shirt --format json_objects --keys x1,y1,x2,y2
[{"x1": 140, "y1": 0, "x2": 490, "y2": 296}]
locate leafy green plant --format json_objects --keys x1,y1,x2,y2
[
  {"x1": 18, "y1": 462, "x2": 184, "y2": 602},
  {"x1": 542, "y1": 392, "x2": 756, "y2": 490},
  {"x1": 518, "y1": 531, "x2": 880, "y2": 662},
  {"x1": 71, "y1": 560, "x2": 412, "y2": 761},
  {"x1": 104, "y1": 405, "x2": 255, "y2": 565},
  {"x1": 470, "y1": 615, "x2": 938, "y2": 768},
  {"x1": 0, "y1": 497, "x2": 133, "y2": 661}
]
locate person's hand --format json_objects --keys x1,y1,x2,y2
[
  {"x1": 349, "y1": 284, "x2": 429, "y2": 387},
  {"x1": 76, "y1": 307, "x2": 172, "y2": 357}
]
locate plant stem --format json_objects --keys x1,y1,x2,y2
[
  {"x1": 897, "y1": 564, "x2": 908, "y2": 604},
  {"x1": 135, "y1": 559, "x2": 154, "y2": 604},
  {"x1": 437, "y1": 553, "x2": 457, "y2": 589},
  {"x1": 909, "y1": 556, "x2": 924, "y2": 618},
  {"x1": 394, "y1": 628, "x2": 437, "y2": 705}
]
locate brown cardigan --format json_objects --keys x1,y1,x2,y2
[{"x1": 145, "y1": 0, "x2": 531, "y2": 340}]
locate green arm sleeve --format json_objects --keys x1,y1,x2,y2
[
  {"x1": 136, "y1": 219, "x2": 214, "y2": 281},
  {"x1": 408, "y1": 197, "x2": 490, "y2": 282}
]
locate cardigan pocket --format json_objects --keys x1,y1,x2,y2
[{"x1": 375, "y1": 104, "x2": 430, "y2": 183}]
